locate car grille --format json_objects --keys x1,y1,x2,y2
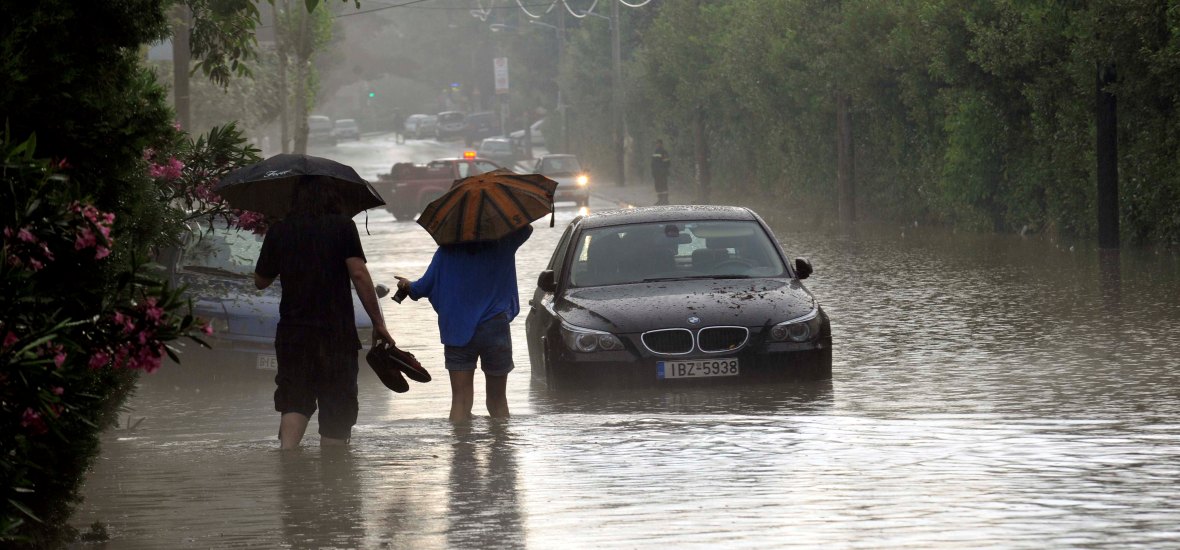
[
  {"x1": 641, "y1": 329, "x2": 694, "y2": 355},
  {"x1": 697, "y1": 327, "x2": 749, "y2": 353}
]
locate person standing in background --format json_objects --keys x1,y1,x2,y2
[{"x1": 651, "y1": 139, "x2": 671, "y2": 205}]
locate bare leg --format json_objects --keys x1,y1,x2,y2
[
  {"x1": 321, "y1": 436, "x2": 349, "y2": 447},
  {"x1": 449, "y1": 370, "x2": 475, "y2": 423},
  {"x1": 486, "y1": 374, "x2": 509, "y2": 418},
  {"x1": 279, "y1": 412, "x2": 309, "y2": 450}
]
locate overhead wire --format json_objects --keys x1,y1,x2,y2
[{"x1": 560, "y1": 0, "x2": 601, "y2": 18}]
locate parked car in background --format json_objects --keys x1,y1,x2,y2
[
  {"x1": 534, "y1": 153, "x2": 589, "y2": 207},
  {"x1": 404, "y1": 114, "x2": 437, "y2": 139},
  {"x1": 476, "y1": 137, "x2": 525, "y2": 167},
  {"x1": 332, "y1": 118, "x2": 360, "y2": 141},
  {"x1": 464, "y1": 111, "x2": 501, "y2": 146},
  {"x1": 373, "y1": 155, "x2": 504, "y2": 221},
  {"x1": 160, "y1": 223, "x2": 387, "y2": 373},
  {"x1": 435, "y1": 111, "x2": 467, "y2": 140},
  {"x1": 525, "y1": 205, "x2": 832, "y2": 389},
  {"x1": 307, "y1": 115, "x2": 336, "y2": 146},
  {"x1": 510, "y1": 118, "x2": 546, "y2": 147}
]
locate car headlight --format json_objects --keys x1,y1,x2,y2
[
  {"x1": 560, "y1": 322, "x2": 623, "y2": 353},
  {"x1": 576, "y1": 174, "x2": 589, "y2": 186},
  {"x1": 768, "y1": 309, "x2": 822, "y2": 342}
]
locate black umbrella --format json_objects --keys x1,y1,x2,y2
[{"x1": 215, "y1": 154, "x2": 385, "y2": 218}]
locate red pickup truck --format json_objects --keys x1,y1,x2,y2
[{"x1": 374, "y1": 157, "x2": 504, "y2": 221}]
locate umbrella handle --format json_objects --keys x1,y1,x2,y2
[{"x1": 550, "y1": 198, "x2": 555, "y2": 227}]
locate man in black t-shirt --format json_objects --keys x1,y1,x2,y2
[
  {"x1": 651, "y1": 139, "x2": 671, "y2": 205},
  {"x1": 254, "y1": 182, "x2": 393, "y2": 449}
]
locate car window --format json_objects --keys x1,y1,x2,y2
[
  {"x1": 547, "y1": 223, "x2": 576, "y2": 283},
  {"x1": 474, "y1": 161, "x2": 499, "y2": 174},
  {"x1": 568, "y1": 220, "x2": 785, "y2": 286},
  {"x1": 180, "y1": 227, "x2": 264, "y2": 278}
]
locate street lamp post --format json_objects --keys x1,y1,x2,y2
[{"x1": 611, "y1": 0, "x2": 625, "y2": 186}]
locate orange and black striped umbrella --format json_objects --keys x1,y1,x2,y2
[{"x1": 417, "y1": 169, "x2": 557, "y2": 245}]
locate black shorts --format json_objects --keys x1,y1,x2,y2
[{"x1": 274, "y1": 329, "x2": 359, "y2": 440}]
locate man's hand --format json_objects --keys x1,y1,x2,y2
[
  {"x1": 395, "y1": 276, "x2": 411, "y2": 293},
  {"x1": 373, "y1": 325, "x2": 394, "y2": 346}
]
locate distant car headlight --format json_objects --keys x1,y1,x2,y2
[
  {"x1": 769, "y1": 309, "x2": 822, "y2": 342},
  {"x1": 560, "y1": 322, "x2": 623, "y2": 353},
  {"x1": 576, "y1": 174, "x2": 589, "y2": 186}
]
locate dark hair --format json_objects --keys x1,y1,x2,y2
[{"x1": 289, "y1": 177, "x2": 344, "y2": 218}]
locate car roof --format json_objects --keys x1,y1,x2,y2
[
  {"x1": 539, "y1": 154, "x2": 577, "y2": 159},
  {"x1": 481, "y1": 137, "x2": 512, "y2": 143},
  {"x1": 430, "y1": 157, "x2": 503, "y2": 165},
  {"x1": 576, "y1": 205, "x2": 757, "y2": 229},
  {"x1": 335, "y1": 118, "x2": 356, "y2": 124}
]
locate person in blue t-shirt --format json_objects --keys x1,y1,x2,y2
[{"x1": 396, "y1": 225, "x2": 532, "y2": 422}]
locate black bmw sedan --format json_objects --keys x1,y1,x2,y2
[{"x1": 525, "y1": 205, "x2": 832, "y2": 388}]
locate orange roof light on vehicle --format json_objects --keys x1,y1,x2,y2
[{"x1": 463, "y1": 150, "x2": 477, "y2": 159}]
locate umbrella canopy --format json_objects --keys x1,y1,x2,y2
[
  {"x1": 214, "y1": 154, "x2": 385, "y2": 218},
  {"x1": 417, "y1": 169, "x2": 557, "y2": 245}
]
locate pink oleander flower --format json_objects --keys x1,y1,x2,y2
[
  {"x1": 75, "y1": 226, "x2": 97, "y2": 250},
  {"x1": 95, "y1": 245, "x2": 111, "y2": 260},
  {"x1": 173, "y1": 121, "x2": 182, "y2": 131},
  {"x1": 53, "y1": 350, "x2": 66, "y2": 368},
  {"x1": 88, "y1": 350, "x2": 110, "y2": 369},
  {"x1": 143, "y1": 147, "x2": 156, "y2": 161},
  {"x1": 144, "y1": 298, "x2": 164, "y2": 323},
  {"x1": 3, "y1": 331, "x2": 18, "y2": 349},
  {"x1": 3, "y1": 227, "x2": 12, "y2": 238},
  {"x1": 17, "y1": 227, "x2": 36, "y2": 243},
  {"x1": 53, "y1": 387, "x2": 64, "y2": 396},
  {"x1": 28, "y1": 258, "x2": 44, "y2": 271},
  {"x1": 202, "y1": 323, "x2": 214, "y2": 336},
  {"x1": 21, "y1": 408, "x2": 47, "y2": 436}
]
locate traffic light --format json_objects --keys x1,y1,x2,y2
[{"x1": 368, "y1": 91, "x2": 376, "y2": 98}]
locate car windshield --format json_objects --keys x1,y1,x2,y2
[
  {"x1": 180, "y1": 226, "x2": 263, "y2": 279},
  {"x1": 335, "y1": 120, "x2": 356, "y2": 129},
  {"x1": 568, "y1": 220, "x2": 786, "y2": 287},
  {"x1": 539, "y1": 156, "x2": 581, "y2": 175},
  {"x1": 481, "y1": 141, "x2": 511, "y2": 153}
]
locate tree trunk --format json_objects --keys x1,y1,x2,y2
[
  {"x1": 292, "y1": 5, "x2": 311, "y2": 155},
  {"x1": 694, "y1": 107, "x2": 710, "y2": 203},
  {"x1": 836, "y1": 93, "x2": 856, "y2": 224},
  {"x1": 612, "y1": 0, "x2": 625, "y2": 186},
  {"x1": 1096, "y1": 63, "x2": 1119, "y2": 249},
  {"x1": 171, "y1": 5, "x2": 191, "y2": 130},
  {"x1": 275, "y1": 1, "x2": 290, "y2": 153}
]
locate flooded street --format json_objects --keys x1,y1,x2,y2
[{"x1": 73, "y1": 137, "x2": 1180, "y2": 548}]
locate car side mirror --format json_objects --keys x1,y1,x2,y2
[
  {"x1": 538, "y1": 270, "x2": 557, "y2": 293},
  {"x1": 375, "y1": 283, "x2": 390, "y2": 298},
  {"x1": 794, "y1": 258, "x2": 813, "y2": 280}
]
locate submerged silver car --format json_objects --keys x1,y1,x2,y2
[{"x1": 161, "y1": 224, "x2": 384, "y2": 373}]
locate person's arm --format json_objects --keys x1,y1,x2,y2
[
  {"x1": 511, "y1": 224, "x2": 534, "y2": 250},
  {"x1": 253, "y1": 273, "x2": 275, "y2": 290},
  {"x1": 403, "y1": 249, "x2": 441, "y2": 300},
  {"x1": 347, "y1": 257, "x2": 394, "y2": 344}
]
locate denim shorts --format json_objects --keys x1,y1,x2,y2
[{"x1": 444, "y1": 313, "x2": 514, "y2": 376}]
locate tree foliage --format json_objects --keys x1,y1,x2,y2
[{"x1": 589, "y1": 0, "x2": 1180, "y2": 243}]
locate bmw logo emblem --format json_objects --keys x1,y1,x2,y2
[{"x1": 687, "y1": 316, "x2": 701, "y2": 325}]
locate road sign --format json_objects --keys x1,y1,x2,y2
[{"x1": 494, "y1": 57, "x2": 509, "y2": 94}]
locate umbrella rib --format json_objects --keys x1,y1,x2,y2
[{"x1": 483, "y1": 191, "x2": 517, "y2": 228}]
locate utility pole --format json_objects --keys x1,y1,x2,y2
[
  {"x1": 558, "y1": 8, "x2": 569, "y2": 154},
  {"x1": 836, "y1": 93, "x2": 856, "y2": 223},
  {"x1": 171, "y1": 4, "x2": 191, "y2": 130},
  {"x1": 612, "y1": 0, "x2": 625, "y2": 186}
]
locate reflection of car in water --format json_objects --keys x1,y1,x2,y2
[
  {"x1": 307, "y1": 115, "x2": 337, "y2": 146},
  {"x1": 374, "y1": 156, "x2": 503, "y2": 221},
  {"x1": 533, "y1": 154, "x2": 589, "y2": 207},
  {"x1": 525, "y1": 205, "x2": 832, "y2": 389},
  {"x1": 160, "y1": 224, "x2": 382, "y2": 372}
]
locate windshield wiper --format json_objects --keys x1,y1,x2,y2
[{"x1": 183, "y1": 265, "x2": 250, "y2": 279}]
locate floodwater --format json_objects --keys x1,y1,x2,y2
[{"x1": 74, "y1": 140, "x2": 1180, "y2": 548}]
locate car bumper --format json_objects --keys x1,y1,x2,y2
[{"x1": 541, "y1": 338, "x2": 832, "y2": 387}]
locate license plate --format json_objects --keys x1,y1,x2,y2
[
  {"x1": 256, "y1": 354, "x2": 278, "y2": 371},
  {"x1": 657, "y1": 358, "x2": 739, "y2": 379}
]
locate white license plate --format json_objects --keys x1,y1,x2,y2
[
  {"x1": 256, "y1": 354, "x2": 278, "y2": 371},
  {"x1": 658, "y1": 358, "x2": 739, "y2": 379}
]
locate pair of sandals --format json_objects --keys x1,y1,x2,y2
[{"x1": 366, "y1": 340, "x2": 430, "y2": 393}]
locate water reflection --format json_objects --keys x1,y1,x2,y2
[
  {"x1": 446, "y1": 422, "x2": 525, "y2": 549},
  {"x1": 529, "y1": 380, "x2": 834, "y2": 416},
  {"x1": 279, "y1": 448, "x2": 365, "y2": 549}
]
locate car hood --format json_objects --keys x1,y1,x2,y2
[{"x1": 553, "y1": 278, "x2": 816, "y2": 333}]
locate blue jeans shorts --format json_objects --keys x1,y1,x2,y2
[{"x1": 444, "y1": 313, "x2": 515, "y2": 376}]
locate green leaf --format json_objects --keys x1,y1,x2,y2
[{"x1": 8, "y1": 499, "x2": 42, "y2": 523}]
